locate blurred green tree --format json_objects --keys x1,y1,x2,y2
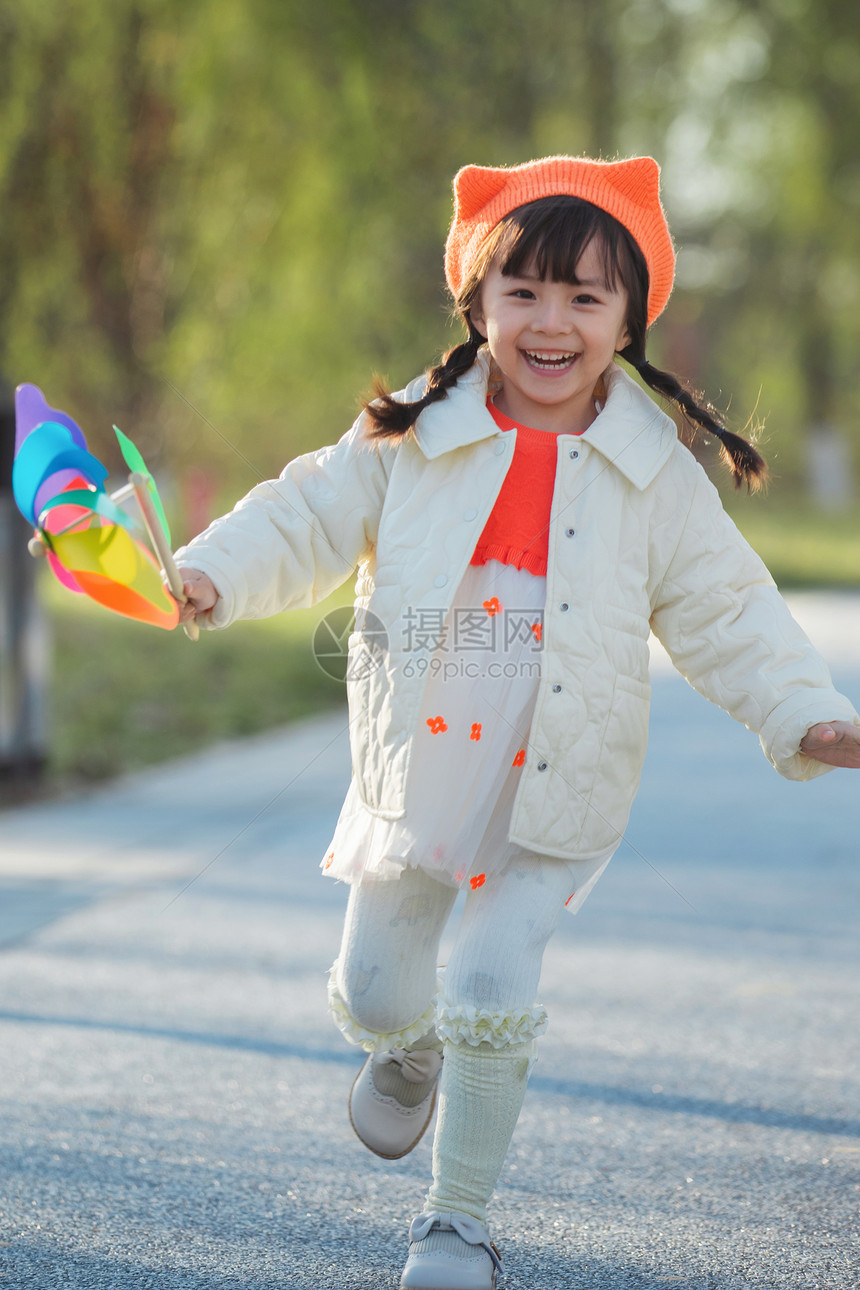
[
  {"x1": 0, "y1": 0, "x2": 663, "y2": 503},
  {"x1": 0, "y1": 1, "x2": 179, "y2": 452},
  {"x1": 1, "y1": 0, "x2": 858, "y2": 517},
  {"x1": 644, "y1": 0, "x2": 860, "y2": 492}
]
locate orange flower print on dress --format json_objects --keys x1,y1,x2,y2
[
  {"x1": 483, "y1": 597, "x2": 502, "y2": 616},
  {"x1": 565, "y1": 892, "x2": 576, "y2": 907},
  {"x1": 324, "y1": 852, "x2": 334, "y2": 871},
  {"x1": 531, "y1": 621, "x2": 542, "y2": 643},
  {"x1": 512, "y1": 749, "x2": 526, "y2": 767},
  {"x1": 427, "y1": 715, "x2": 448, "y2": 734},
  {"x1": 470, "y1": 723, "x2": 482, "y2": 741},
  {"x1": 470, "y1": 873, "x2": 486, "y2": 890}
]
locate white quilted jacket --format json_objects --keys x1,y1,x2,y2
[{"x1": 174, "y1": 352, "x2": 857, "y2": 861}]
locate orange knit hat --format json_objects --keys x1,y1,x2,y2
[{"x1": 444, "y1": 155, "x2": 675, "y2": 326}]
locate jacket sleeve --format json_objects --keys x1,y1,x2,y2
[
  {"x1": 172, "y1": 412, "x2": 396, "y2": 627},
  {"x1": 649, "y1": 453, "x2": 859, "y2": 781}
]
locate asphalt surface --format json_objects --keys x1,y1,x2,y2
[{"x1": 1, "y1": 592, "x2": 859, "y2": 1290}]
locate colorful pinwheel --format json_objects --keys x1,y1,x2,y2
[{"x1": 12, "y1": 384, "x2": 196, "y2": 639}]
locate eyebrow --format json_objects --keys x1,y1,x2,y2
[{"x1": 506, "y1": 270, "x2": 608, "y2": 289}]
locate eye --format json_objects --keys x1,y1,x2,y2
[
  {"x1": 573, "y1": 293, "x2": 598, "y2": 305},
  {"x1": 509, "y1": 288, "x2": 536, "y2": 300}
]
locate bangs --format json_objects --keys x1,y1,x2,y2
[{"x1": 489, "y1": 196, "x2": 643, "y2": 295}]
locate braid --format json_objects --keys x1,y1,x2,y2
[
  {"x1": 364, "y1": 328, "x2": 483, "y2": 439},
  {"x1": 624, "y1": 351, "x2": 768, "y2": 492}
]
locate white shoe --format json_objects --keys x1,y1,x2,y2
[
  {"x1": 348, "y1": 1048, "x2": 442, "y2": 1160},
  {"x1": 399, "y1": 1211, "x2": 502, "y2": 1289}
]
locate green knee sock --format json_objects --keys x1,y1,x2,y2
[{"x1": 425, "y1": 1040, "x2": 532, "y2": 1225}]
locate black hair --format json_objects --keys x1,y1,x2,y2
[{"x1": 365, "y1": 196, "x2": 767, "y2": 491}]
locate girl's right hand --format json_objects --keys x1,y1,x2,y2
[
  {"x1": 173, "y1": 567, "x2": 219, "y2": 623},
  {"x1": 800, "y1": 720, "x2": 860, "y2": 768}
]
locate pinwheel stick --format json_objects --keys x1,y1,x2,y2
[{"x1": 129, "y1": 472, "x2": 199, "y2": 642}]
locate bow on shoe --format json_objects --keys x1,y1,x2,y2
[
  {"x1": 377, "y1": 1048, "x2": 442, "y2": 1083},
  {"x1": 408, "y1": 1212, "x2": 503, "y2": 1274}
]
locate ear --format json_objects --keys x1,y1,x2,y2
[
  {"x1": 470, "y1": 296, "x2": 488, "y2": 340},
  {"x1": 615, "y1": 321, "x2": 631, "y2": 352}
]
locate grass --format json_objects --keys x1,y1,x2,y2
[
  {"x1": 722, "y1": 493, "x2": 860, "y2": 590},
  {"x1": 16, "y1": 490, "x2": 859, "y2": 796},
  {"x1": 41, "y1": 577, "x2": 351, "y2": 788}
]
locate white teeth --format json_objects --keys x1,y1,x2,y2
[{"x1": 524, "y1": 350, "x2": 576, "y2": 368}]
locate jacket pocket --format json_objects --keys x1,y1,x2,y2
[
  {"x1": 603, "y1": 619, "x2": 652, "y2": 694},
  {"x1": 345, "y1": 630, "x2": 376, "y2": 806},
  {"x1": 587, "y1": 674, "x2": 651, "y2": 851}
]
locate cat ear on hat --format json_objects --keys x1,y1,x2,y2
[
  {"x1": 452, "y1": 164, "x2": 510, "y2": 220},
  {"x1": 602, "y1": 156, "x2": 661, "y2": 206}
]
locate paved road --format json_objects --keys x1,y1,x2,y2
[{"x1": 1, "y1": 594, "x2": 859, "y2": 1289}]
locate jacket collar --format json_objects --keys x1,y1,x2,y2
[
  {"x1": 581, "y1": 363, "x2": 678, "y2": 490},
  {"x1": 413, "y1": 351, "x2": 677, "y2": 491},
  {"x1": 412, "y1": 350, "x2": 500, "y2": 460}
]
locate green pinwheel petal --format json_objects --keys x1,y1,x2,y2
[{"x1": 114, "y1": 425, "x2": 172, "y2": 544}]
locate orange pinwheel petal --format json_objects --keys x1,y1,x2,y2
[{"x1": 71, "y1": 570, "x2": 179, "y2": 630}]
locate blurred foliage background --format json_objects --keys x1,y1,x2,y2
[{"x1": 2, "y1": 0, "x2": 859, "y2": 789}]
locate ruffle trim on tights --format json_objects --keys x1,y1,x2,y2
[
  {"x1": 326, "y1": 960, "x2": 441, "y2": 1054},
  {"x1": 436, "y1": 1000, "x2": 548, "y2": 1048}
]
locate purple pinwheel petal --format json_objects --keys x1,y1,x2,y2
[
  {"x1": 33, "y1": 469, "x2": 84, "y2": 518},
  {"x1": 14, "y1": 384, "x2": 87, "y2": 454}
]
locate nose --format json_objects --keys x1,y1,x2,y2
[{"x1": 533, "y1": 296, "x2": 574, "y2": 335}]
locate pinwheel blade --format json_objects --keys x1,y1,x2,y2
[
  {"x1": 15, "y1": 383, "x2": 86, "y2": 453},
  {"x1": 12, "y1": 422, "x2": 108, "y2": 525},
  {"x1": 114, "y1": 426, "x2": 172, "y2": 545}
]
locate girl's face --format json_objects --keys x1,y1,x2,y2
[{"x1": 471, "y1": 238, "x2": 631, "y2": 435}]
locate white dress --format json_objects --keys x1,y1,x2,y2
[{"x1": 321, "y1": 559, "x2": 612, "y2": 914}]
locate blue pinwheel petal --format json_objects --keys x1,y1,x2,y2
[{"x1": 12, "y1": 422, "x2": 108, "y2": 524}]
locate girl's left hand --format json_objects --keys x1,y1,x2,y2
[{"x1": 800, "y1": 721, "x2": 860, "y2": 768}]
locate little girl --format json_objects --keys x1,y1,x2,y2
[{"x1": 172, "y1": 156, "x2": 860, "y2": 1289}]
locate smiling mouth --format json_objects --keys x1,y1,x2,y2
[{"x1": 522, "y1": 350, "x2": 578, "y2": 371}]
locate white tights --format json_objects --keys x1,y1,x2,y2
[{"x1": 329, "y1": 854, "x2": 577, "y2": 1223}]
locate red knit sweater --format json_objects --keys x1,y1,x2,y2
[{"x1": 470, "y1": 401, "x2": 583, "y2": 576}]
